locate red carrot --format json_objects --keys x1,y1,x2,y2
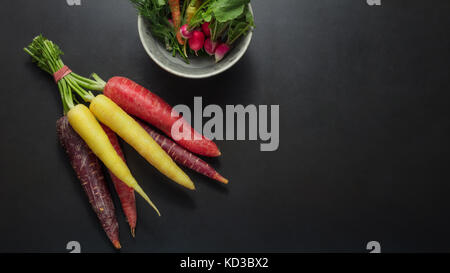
[
  {"x1": 56, "y1": 116, "x2": 121, "y2": 249},
  {"x1": 102, "y1": 76, "x2": 221, "y2": 157},
  {"x1": 136, "y1": 119, "x2": 228, "y2": 184},
  {"x1": 168, "y1": 0, "x2": 184, "y2": 45},
  {"x1": 101, "y1": 124, "x2": 137, "y2": 237}
]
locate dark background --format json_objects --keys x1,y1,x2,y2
[{"x1": 0, "y1": 0, "x2": 449, "y2": 253}]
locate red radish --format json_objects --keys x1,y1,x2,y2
[
  {"x1": 136, "y1": 119, "x2": 228, "y2": 184},
  {"x1": 180, "y1": 24, "x2": 193, "y2": 39},
  {"x1": 101, "y1": 124, "x2": 137, "y2": 237},
  {"x1": 204, "y1": 38, "x2": 218, "y2": 56},
  {"x1": 189, "y1": 30, "x2": 205, "y2": 53},
  {"x1": 57, "y1": 116, "x2": 121, "y2": 249},
  {"x1": 103, "y1": 76, "x2": 221, "y2": 157},
  {"x1": 215, "y1": 43, "x2": 230, "y2": 63},
  {"x1": 201, "y1": 22, "x2": 211, "y2": 37}
]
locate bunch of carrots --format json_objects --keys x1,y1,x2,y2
[{"x1": 24, "y1": 35, "x2": 227, "y2": 249}]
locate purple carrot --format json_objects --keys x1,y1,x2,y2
[
  {"x1": 136, "y1": 119, "x2": 228, "y2": 184},
  {"x1": 57, "y1": 116, "x2": 121, "y2": 249}
]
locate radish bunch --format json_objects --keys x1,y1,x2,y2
[{"x1": 180, "y1": 22, "x2": 229, "y2": 62}]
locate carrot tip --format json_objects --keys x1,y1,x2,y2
[
  {"x1": 113, "y1": 240, "x2": 121, "y2": 249},
  {"x1": 131, "y1": 227, "x2": 136, "y2": 238},
  {"x1": 219, "y1": 177, "x2": 229, "y2": 184},
  {"x1": 176, "y1": 32, "x2": 185, "y2": 45},
  {"x1": 214, "y1": 173, "x2": 229, "y2": 184},
  {"x1": 208, "y1": 148, "x2": 222, "y2": 157}
]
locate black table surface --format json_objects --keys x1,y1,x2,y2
[{"x1": 0, "y1": 0, "x2": 449, "y2": 253}]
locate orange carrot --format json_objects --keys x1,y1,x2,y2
[{"x1": 169, "y1": 0, "x2": 184, "y2": 45}]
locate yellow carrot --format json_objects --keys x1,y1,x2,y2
[
  {"x1": 89, "y1": 95, "x2": 195, "y2": 190},
  {"x1": 67, "y1": 104, "x2": 161, "y2": 216},
  {"x1": 186, "y1": 0, "x2": 201, "y2": 24}
]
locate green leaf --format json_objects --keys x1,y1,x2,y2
[
  {"x1": 245, "y1": 6, "x2": 254, "y2": 26},
  {"x1": 202, "y1": 9, "x2": 213, "y2": 22},
  {"x1": 156, "y1": 0, "x2": 166, "y2": 6},
  {"x1": 211, "y1": 0, "x2": 250, "y2": 23},
  {"x1": 227, "y1": 21, "x2": 248, "y2": 44},
  {"x1": 225, "y1": 5, "x2": 254, "y2": 45}
]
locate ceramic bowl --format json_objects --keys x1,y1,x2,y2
[{"x1": 137, "y1": 5, "x2": 253, "y2": 79}]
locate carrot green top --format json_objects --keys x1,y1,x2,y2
[{"x1": 24, "y1": 35, "x2": 106, "y2": 114}]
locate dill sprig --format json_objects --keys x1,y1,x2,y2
[{"x1": 131, "y1": 0, "x2": 189, "y2": 62}]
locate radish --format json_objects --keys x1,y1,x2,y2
[
  {"x1": 204, "y1": 38, "x2": 217, "y2": 56},
  {"x1": 201, "y1": 22, "x2": 211, "y2": 37},
  {"x1": 215, "y1": 43, "x2": 230, "y2": 63},
  {"x1": 189, "y1": 30, "x2": 205, "y2": 54},
  {"x1": 180, "y1": 24, "x2": 193, "y2": 39}
]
